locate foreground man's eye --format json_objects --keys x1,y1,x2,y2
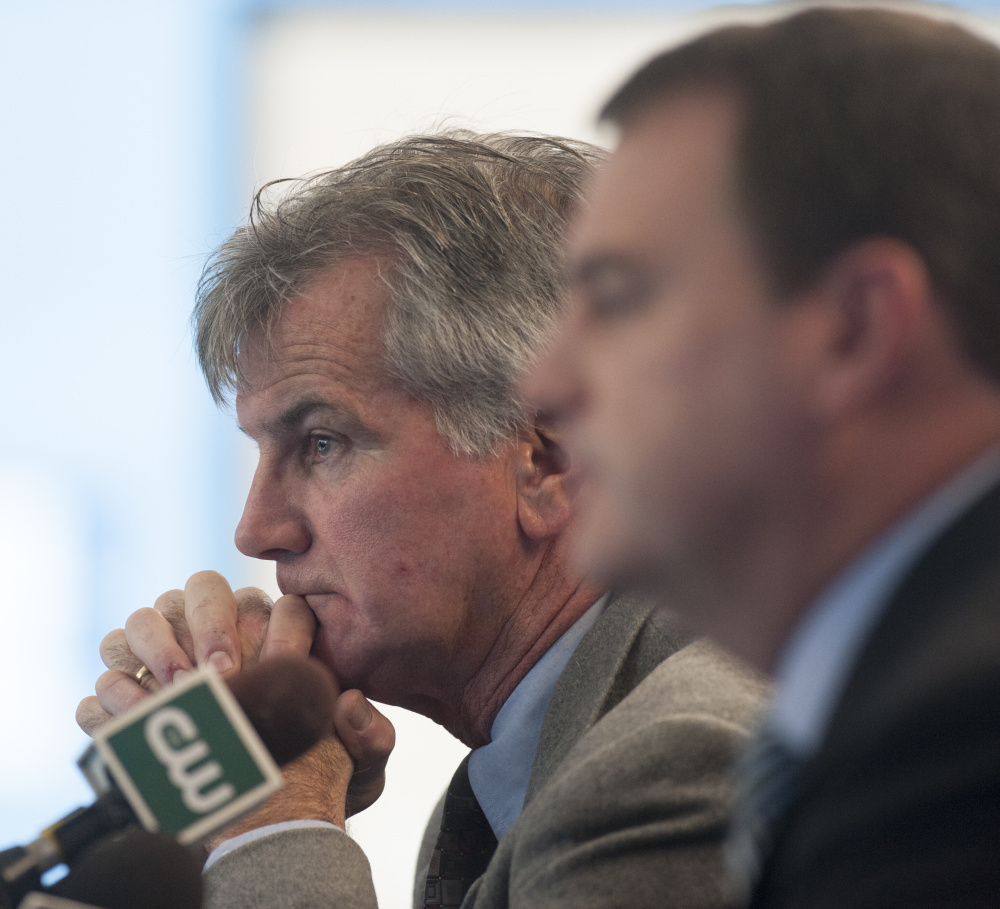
[{"x1": 584, "y1": 268, "x2": 654, "y2": 322}]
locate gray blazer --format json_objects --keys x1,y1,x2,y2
[{"x1": 205, "y1": 595, "x2": 766, "y2": 909}]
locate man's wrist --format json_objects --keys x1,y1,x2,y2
[
  {"x1": 202, "y1": 736, "x2": 353, "y2": 852},
  {"x1": 204, "y1": 820, "x2": 344, "y2": 870}
]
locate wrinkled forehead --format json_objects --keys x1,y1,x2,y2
[{"x1": 235, "y1": 257, "x2": 394, "y2": 399}]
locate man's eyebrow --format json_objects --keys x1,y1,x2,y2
[{"x1": 240, "y1": 398, "x2": 369, "y2": 439}]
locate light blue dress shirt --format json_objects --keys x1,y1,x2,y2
[
  {"x1": 468, "y1": 593, "x2": 607, "y2": 841},
  {"x1": 769, "y1": 442, "x2": 1000, "y2": 759}
]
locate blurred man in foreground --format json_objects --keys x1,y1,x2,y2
[
  {"x1": 78, "y1": 133, "x2": 764, "y2": 908},
  {"x1": 530, "y1": 7, "x2": 1000, "y2": 908}
]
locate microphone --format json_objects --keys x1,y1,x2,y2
[
  {"x1": 1, "y1": 657, "x2": 336, "y2": 908},
  {"x1": 37, "y1": 828, "x2": 202, "y2": 909},
  {"x1": 226, "y1": 657, "x2": 337, "y2": 767}
]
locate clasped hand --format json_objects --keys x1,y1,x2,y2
[{"x1": 76, "y1": 570, "x2": 395, "y2": 845}]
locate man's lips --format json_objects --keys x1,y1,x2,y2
[
  {"x1": 279, "y1": 589, "x2": 331, "y2": 603},
  {"x1": 274, "y1": 582, "x2": 340, "y2": 615},
  {"x1": 275, "y1": 568, "x2": 334, "y2": 599}
]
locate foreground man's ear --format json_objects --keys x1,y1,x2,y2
[
  {"x1": 515, "y1": 418, "x2": 574, "y2": 541},
  {"x1": 805, "y1": 236, "x2": 934, "y2": 420}
]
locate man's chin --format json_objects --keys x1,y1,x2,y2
[{"x1": 310, "y1": 632, "x2": 356, "y2": 686}]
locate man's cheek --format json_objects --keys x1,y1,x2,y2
[{"x1": 570, "y1": 481, "x2": 627, "y2": 574}]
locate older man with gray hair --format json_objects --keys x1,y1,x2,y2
[{"x1": 79, "y1": 132, "x2": 763, "y2": 909}]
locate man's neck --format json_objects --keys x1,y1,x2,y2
[
  {"x1": 699, "y1": 382, "x2": 1000, "y2": 676},
  {"x1": 467, "y1": 593, "x2": 608, "y2": 840},
  {"x1": 781, "y1": 400, "x2": 1000, "y2": 673},
  {"x1": 450, "y1": 545, "x2": 605, "y2": 747}
]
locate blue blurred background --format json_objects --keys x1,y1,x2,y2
[{"x1": 2, "y1": 1, "x2": 997, "y2": 904}]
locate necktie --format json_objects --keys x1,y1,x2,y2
[
  {"x1": 724, "y1": 724, "x2": 804, "y2": 906},
  {"x1": 422, "y1": 756, "x2": 499, "y2": 908}
]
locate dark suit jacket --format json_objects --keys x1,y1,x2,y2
[
  {"x1": 204, "y1": 594, "x2": 767, "y2": 908},
  {"x1": 754, "y1": 482, "x2": 1000, "y2": 908}
]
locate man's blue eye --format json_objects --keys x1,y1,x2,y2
[{"x1": 314, "y1": 436, "x2": 337, "y2": 457}]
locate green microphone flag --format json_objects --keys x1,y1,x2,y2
[{"x1": 82, "y1": 668, "x2": 283, "y2": 845}]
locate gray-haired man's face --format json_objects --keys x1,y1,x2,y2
[{"x1": 233, "y1": 256, "x2": 534, "y2": 710}]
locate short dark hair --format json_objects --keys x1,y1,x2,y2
[{"x1": 603, "y1": 7, "x2": 1000, "y2": 382}]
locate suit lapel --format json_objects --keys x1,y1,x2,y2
[
  {"x1": 756, "y1": 479, "x2": 1000, "y2": 906},
  {"x1": 524, "y1": 591, "x2": 691, "y2": 803},
  {"x1": 819, "y1": 477, "x2": 1000, "y2": 760}
]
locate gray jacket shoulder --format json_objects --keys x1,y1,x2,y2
[{"x1": 466, "y1": 632, "x2": 768, "y2": 909}]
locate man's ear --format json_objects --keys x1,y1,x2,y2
[
  {"x1": 803, "y1": 237, "x2": 933, "y2": 419},
  {"x1": 515, "y1": 420, "x2": 574, "y2": 542}
]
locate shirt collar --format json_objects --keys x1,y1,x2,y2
[
  {"x1": 467, "y1": 594, "x2": 608, "y2": 841},
  {"x1": 770, "y1": 442, "x2": 1000, "y2": 758}
]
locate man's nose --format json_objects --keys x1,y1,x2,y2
[{"x1": 234, "y1": 464, "x2": 310, "y2": 560}]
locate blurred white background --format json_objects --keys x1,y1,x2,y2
[{"x1": 2, "y1": 1, "x2": 998, "y2": 907}]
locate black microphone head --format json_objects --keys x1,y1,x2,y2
[
  {"x1": 226, "y1": 656, "x2": 338, "y2": 766},
  {"x1": 50, "y1": 828, "x2": 202, "y2": 909}
]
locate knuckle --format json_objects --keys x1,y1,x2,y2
[
  {"x1": 76, "y1": 697, "x2": 108, "y2": 734},
  {"x1": 159, "y1": 603, "x2": 194, "y2": 647},
  {"x1": 99, "y1": 628, "x2": 125, "y2": 652},
  {"x1": 234, "y1": 587, "x2": 274, "y2": 615},
  {"x1": 153, "y1": 589, "x2": 185, "y2": 619},
  {"x1": 186, "y1": 572, "x2": 237, "y2": 612},
  {"x1": 94, "y1": 669, "x2": 124, "y2": 698},
  {"x1": 100, "y1": 673, "x2": 146, "y2": 716},
  {"x1": 188, "y1": 569, "x2": 227, "y2": 586},
  {"x1": 193, "y1": 616, "x2": 236, "y2": 645},
  {"x1": 124, "y1": 607, "x2": 160, "y2": 637},
  {"x1": 187, "y1": 598, "x2": 238, "y2": 635},
  {"x1": 99, "y1": 630, "x2": 132, "y2": 669}
]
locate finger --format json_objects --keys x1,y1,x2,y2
[
  {"x1": 76, "y1": 696, "x2": 113, "y2": 736},
  {"x1": 232, "y1": 587, "x2": 273, "y2": 666},
  {"x1": 95, "y1": 668, "x2": 152, "y2": 719},
  {"x1": 184, "y1": 570, "x2": 240, "y2": 675},
  {"x1": 99, "y1": 628, "x2": 131, "y2": 671},
  {"x1": 98, "y1": 628, "x2": 160, "y2": 691},
  {"x1": 125, "y1": 607, "x2": 194, "y2": 686},
  {"x1": 153, "y1": 589, "x2": 196, "y2": 662},
  {"x1": 334, "y1": 690, "x2": 395, "y2": 817},
  {"x1": 260, "y1": 594, "x2": 316, "y2": 660},
  {"x1": 334, "y1": 690, "x2": 395, "y2": 771},
  {"x1": 159, "y1": 585, "x2": 271, "y2": 669}
]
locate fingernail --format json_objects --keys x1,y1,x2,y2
[
  {"x1": 348, "y1": 699, "x2": 372, "y2": 732},
  {"x1": 208, "y1": 652, "x2": 234, "y2": 674},
  {"x1": 172, "y1": 669, "x2": 192, "y2": 683}
]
